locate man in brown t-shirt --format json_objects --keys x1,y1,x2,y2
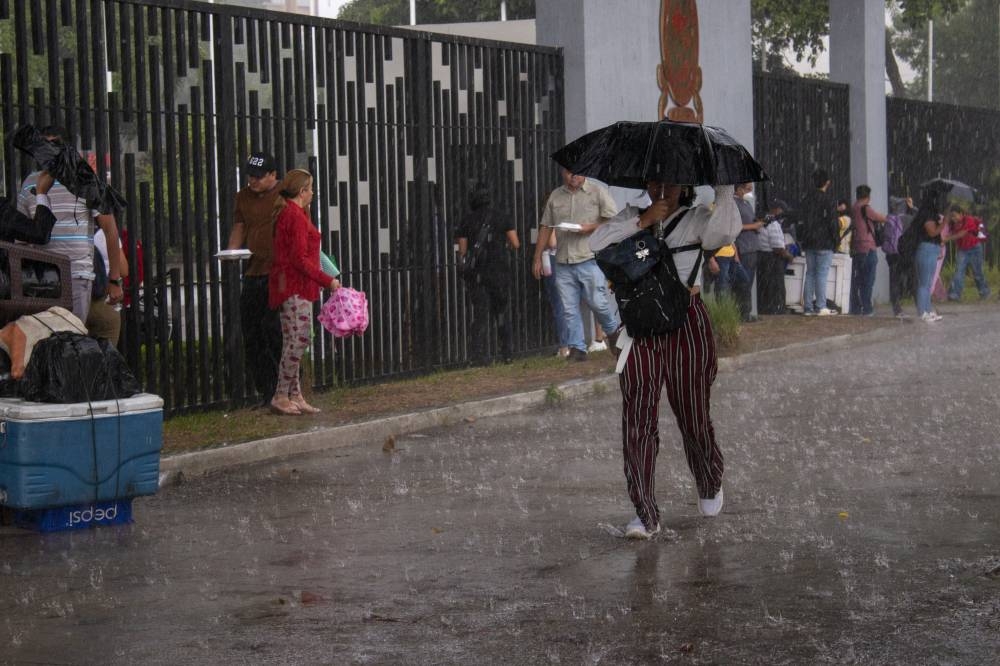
[{"x1": 227, "y1": 152, "x2": 282, "y2": 406}]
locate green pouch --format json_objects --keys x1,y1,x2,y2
[{"x1": 320, "y1": 250, "x2": 340, "y2": 277}]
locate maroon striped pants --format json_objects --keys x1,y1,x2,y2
[{"x1": 618, "y1": 295, "x2": 724, "y2": 529}]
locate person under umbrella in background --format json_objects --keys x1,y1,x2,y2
[
  {"x1": 268, "y1": 169, "x2": 340, "y2": 415},
  {"x1": 590, "y1": 181, "x2": 740, "y2": 539}
]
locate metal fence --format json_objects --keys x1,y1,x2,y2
[
  {"x1": 0, "y1": 0, "x2": 564, "y2": 416},
  {"x1": 752, "y1": 72, "x2": 852, "y2": 210}
]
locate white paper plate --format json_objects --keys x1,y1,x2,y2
[
  {"x1": 215, "y1": 249, "x2": 252, "y2": 260},
  {"x1": 554, "y1": 222, "x2": 583, "y2": 231}
]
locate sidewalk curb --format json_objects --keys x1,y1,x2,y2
[{"x1": 159, "y1": 324, "x2": 900, "y2": 483}]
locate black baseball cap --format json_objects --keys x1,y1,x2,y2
[{"x1": 246, "y1": 152, "x2": 277, "y2": 178}]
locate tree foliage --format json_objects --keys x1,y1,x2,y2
[{"x1": 338, "y1": 0, "x2": 535, "y2": 25}]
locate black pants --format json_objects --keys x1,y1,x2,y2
[
  {"x1": 468, "y1": 279, "x2": 512, "y2": 364},
  {"x1": 886, "y1": 254, "x2": 913, "y2": 315},
  {"x1": 241, "y1": 275, "x2": 282, "y2": 403},
  {"x1": 756, "y1": 252, "x2": 787, "y2": 315},
  {"x1": 735, "y1": 250, "x2": 758, "y2": 320}
]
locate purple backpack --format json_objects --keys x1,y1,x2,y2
[{"x1": 881, "y1": 214, "x2": 905, "y2": 255}]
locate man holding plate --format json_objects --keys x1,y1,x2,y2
[
  {"x1": 532, "y1": 168, "x2": 621, "y2": 361},
  {"x1": 225, "y1": 152, "x2": 283, "y2": 407}
]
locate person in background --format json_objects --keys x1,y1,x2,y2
[
  {"x1": 16, "y1": 125, "x2": 124, "y2": 321},
  {"x1": 589, "y1": 181, "x2": 741, "y2": 539},
  {"x1": 86, "y1": 228, "x2": 129, "y2": 345},
  {"x1": 884, "y1": 196, "x2": 915, "y2": 318},
  {"x1": 227, "y1": 152, "x2": 283, "y2": 408},
  {"x1": 532, "y1": 168, "x2": 621, "y2": 362},
  {"x1": 849, "y1": 185, "x2": 887, "y2": 316},
  {"x1": 268, "y1": 169, "x2": 340, "y2": 415},
  {"x1": 912, "y1": 189, "x2": 947, "y2": 322},
  {"x1": 732, "y1": 182, "x2": 763, "y2": 322},
  {"x1": 456, "y1": 181, "x2": 520, "y2": 365},
  {"x1": 756, "y1": 199, "x2": 794, "y2": 315},
  {"x1": 797, "y1": 169, "x2": 839, "y2": 316},
  {"x1": 945, "y1": 204, "x2": 990, "y2": 301},
  {"x1": 836, "y1": 199, "x2": 852, "y2": 254},
  {"x1": 541, "y1": 229, "x2": 569, "y2": 357}
]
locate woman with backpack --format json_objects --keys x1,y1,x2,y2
[
  {"x1": 588, "y1": 181, "x2": 741, "y2": 539},
  {"x1": 910, "y1": 190, "x2": 949, "y2": 322}
]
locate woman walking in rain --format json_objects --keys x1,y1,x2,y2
[
  {"x1": 590, "y1": 182, "x2": 741, "y2": 539},
  {"x1": 268, "y1": 169, "x2": 340, "y2": 415}
]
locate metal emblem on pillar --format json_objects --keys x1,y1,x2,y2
[{"x1": 657, "y1": 0, "x2": 704, "y2": 123}]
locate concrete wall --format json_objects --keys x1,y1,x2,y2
[{"x1": 536, "y1": 0, "x2": 754, "y2": 156}]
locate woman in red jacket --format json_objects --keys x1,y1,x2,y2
[{"x1": 268, "y1": 169, "x2": 339, "y2": 415}]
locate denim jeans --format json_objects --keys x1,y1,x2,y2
[
  {"x1": 949, "y1": 244, "x2": 990, "y2": 299},
  {"x1": 543, "y1": 264, "x2": 569, "y2": 346},
  {"x1": 803, "y1": 249, "x2": 833, "y2": 313},
  {"x1": 850, "y1": 249, "x2": 878, "y2": 315},
  {"x1": 915, "y1": 241, "x2": 940, "y2": 315},
  {"x1": 554, "y1": 258, "x2": 620, "y2": 352}
]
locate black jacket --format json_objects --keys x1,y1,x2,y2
[{"x1": 796, "y1": 188, "x2": 838, "y2": 251}]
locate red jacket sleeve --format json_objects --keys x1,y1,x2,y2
[{"x1": 288, "y1": 207, "x2": 331, "y2": 289}]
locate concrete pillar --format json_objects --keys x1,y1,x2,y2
[
  {"x1": 535, "y1": 0, "x2": 753, "y2": 152},
  {"x1": 829, "y1": 0, "x2": 890, "y2": 303}
]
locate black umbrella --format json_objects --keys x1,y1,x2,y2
[
  {"x1": 920, "y1": 177, "x2": 978, "y2": 203},
  {"x1": 552, "y1": 119, "x2": 768, "y2": 189},
  {"x1": 11, "y1": 124, "x2": 127, "y2": 216}
]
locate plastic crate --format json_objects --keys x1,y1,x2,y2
[
  {"x1": 0, "y1": 240, "x2": 73, "y2": 327},
  {"x1": 12, "y1": 498, "x2": 133, "y2": 533}
]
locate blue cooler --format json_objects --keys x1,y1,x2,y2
[{"x1": 0, "y1": 393, "x2": 163, "y2": 510}]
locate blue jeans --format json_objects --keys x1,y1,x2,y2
[
  {"x1": 543, "y1": 265, "x2": 569, "y2": 346},
  {"x1": 850, "y1": 249, "x2": 878, "y2": 315},
  {"x1": 949, "y1": 244, "x2": 990, "y2": 299},
  {"x1": 803, "y1": 250, "x2": 833, "y2": 313},
  {"x1": 915, "y1": 241, "x2": 940, "y2": 315},
  {"x1": 555, "y1": 259, "x2": 620, "y2": 352}
]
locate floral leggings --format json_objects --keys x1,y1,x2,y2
[{"x1": 275, "y1": 296, "x2": 312, "y2": 397}]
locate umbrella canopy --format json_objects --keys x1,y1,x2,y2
[
  {"x1": 920, "y1": 177, "x2": 978, "y2": 204},
  {"x1": 12, "y1": 125, "x2": 127, "y2": 216},
  {"x1": 552, "y1": 119, "x2": 768, "y2": 189}
]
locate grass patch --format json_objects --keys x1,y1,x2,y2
[
  {"x1": 544, "y1": 385, "x2": 565, "y2": 406},
  {"x1": 703, "y1": 292, "x2": 742, "y2": 349}
]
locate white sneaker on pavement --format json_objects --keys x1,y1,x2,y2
[
  {"x1": 587, "y1": 340, "x2": 608, "y2": 353},
  {"x1": 817, "y1": 308, "x2": 836, "y2": 316},
  {"x1": 698, "y1": 489, "x2": 724, "y2": 517},
  {"x1": 921, "y1": 312, "x2": 940, "y2": 323},
  {"x1": 624, "y1": 515, "x2": 660, "y2": 539}
]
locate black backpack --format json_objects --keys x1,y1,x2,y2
[{"x1": 896, "y1": 216, "x2": 925, "y2": 263}]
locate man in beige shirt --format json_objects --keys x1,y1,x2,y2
[{"x1": 532, "y1": 168, "x2": 620, "y2": 361}]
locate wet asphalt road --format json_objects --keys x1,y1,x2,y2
[{"x1": 2, "y1": 308, "x2": 999, "y2": 665}]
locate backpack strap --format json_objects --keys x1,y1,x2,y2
[{"x1": 657, "y1": 209, "x2": 702, "y2": 288}]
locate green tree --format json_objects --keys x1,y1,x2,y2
[
  {"x1": 893, "y1": 0, "x2": 1000, "y2": 109},
  {"x1": 751, "y1": 0, "x2": 966, "y2": 98},
  {"x1": 338, "y1": 0, "x2": 535, "y2": 25}
]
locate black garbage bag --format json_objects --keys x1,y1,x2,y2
[
  {"x1": 11, "y1": 125, "x2": 126, "y2": 216},
  {"x1": 0, "y1": 196, "x2": 56, "y2": 244},
  {"x1": 21, "y1": 332, "x2": 141, "y2": 403},
  {"x1": 0, "y1": 348, "x2": 19, "y2": 398}
]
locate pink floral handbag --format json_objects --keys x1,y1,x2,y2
[{"x1": 318, "y1": 287, "x2": 369, "y2": 338}]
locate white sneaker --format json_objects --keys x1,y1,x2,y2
[
  {"x1": 698, "y1": 489, "x2": 724, "y2": 517},
  {"x1": 556, "y1": 347, "x2": 570, "y2": 357},
  {"x1": 587, "y1": 340, "x2": 608, "y2": 353},
  {"x1": 930, "y1": 312, "x2": 943, "y2": 321},
  {"x1": 624, "y1": 515, "x2": 660, "y2": 539},
  {"x1": 817, "y1": 308, "x2": 836, "y2": 316},
  {"x1": 920, "y1": 312, "x2": 940, "y2": 323}
]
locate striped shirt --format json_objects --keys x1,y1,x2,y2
[{"x1": 17, "y1": 171, "x2": 98, "y2": 280}]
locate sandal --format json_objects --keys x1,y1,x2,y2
[
  {"x1": 290, "y1": 394, "x2": 321, "y2": 414},
  {"x1": 270, "y1": 396, "x2": 302, "y2": 415}
]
